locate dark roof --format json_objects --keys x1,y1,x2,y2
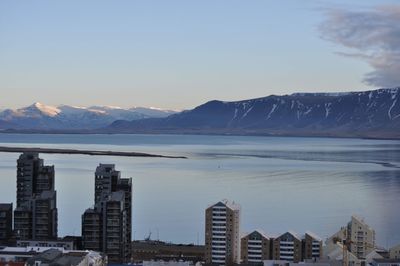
[
  {"x1": 26, "y1": 249, "x2": 63, "y2": 265},
  {"x1": 50, "y1": 254, "x2": 85, "y2": 266},
  {"x1": 0, "y1": 203, "x2": 12, "y2": 211},
  {"x1": 26, "y1": 249, "x2": 88, "y2": 266},
  {"x1": 373, "y1": 258, "x2": 400, "y2": 263}
]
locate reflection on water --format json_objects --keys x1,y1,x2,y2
[{"x1": 0, "y1": 134, "x2": 399, "y2": 247}]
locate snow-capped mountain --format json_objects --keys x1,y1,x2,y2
[
  {"x1": 108, "y1": 88, "x2": 400, "y2": 139},
  {"x1": 0, "y1": 103, "x2": 176, "y2": 130}
]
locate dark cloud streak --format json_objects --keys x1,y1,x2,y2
[{"x1": 319, "y1": 5, "x2": 400, "y2": 87}]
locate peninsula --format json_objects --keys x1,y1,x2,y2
[{"x1": 0, "y1": 146, "x2": 187, "y2": 159}]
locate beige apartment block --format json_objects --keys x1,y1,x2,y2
[
  {"x1": 303, "y1": 231, "x2": 323, "y2": 260},
  {"x1": 273, "y1": 231, "x2": 302, "y2": 263},
  {"x1": 241, "y1": 230, "x2": 271, "y2": 263},
  {"x1": 205, "y1": 200, "x2": 240, "y2": 265},
  {"x1": 347, "y1": 216, "x2": 375, "y2": 259}
]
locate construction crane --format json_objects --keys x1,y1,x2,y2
[{"x1": 145, "y1": 231, "x2": 152, "y2": 241}]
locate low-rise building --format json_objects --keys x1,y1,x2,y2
[
  {"x1": 371, "y1": 258, "x2": 400, "y2": 266},
  {"x1": 0, "y1": 246, "x2": 64, "y2": 263},
  {"x1": 26, "y1": 248, "x2": 106, "y2": 266},
  {"x1": 365, "y1": 250, "x2": 384, "y2": 265},
  {"x1": 132, "y1": 240, "x2": 204, "y2": 263},
  {"x1": 0, "y1": 246, "x2": 106, "y2": 266},
  {"x1": 390, "y1": 244, "x2": 400, "y2": 259},
  {"x1": 16, "y1": 236, "x2": 82, "y2": 250},
  {"x1": 323, "y1": 241, "x2": 362, "y2": 266}
]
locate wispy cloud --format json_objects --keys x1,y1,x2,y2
[{"x1": 319, "y1": 5, "x2": 400, "y2": 87}]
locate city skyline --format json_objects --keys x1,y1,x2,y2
[{"x1": 1, "y1": 1, "x2": 400, "y2": 110}]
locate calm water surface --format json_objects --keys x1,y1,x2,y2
[{"x1": 0, "y1": 134, "x2": 399, "y2": 247}]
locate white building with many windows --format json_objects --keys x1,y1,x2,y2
[{"x1": 205, "y1": 200, "x2": 240, "y2": 265}]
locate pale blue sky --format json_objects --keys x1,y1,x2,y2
[{"x1": 0, "y1": 0, "x2": 398, "y2": 110}]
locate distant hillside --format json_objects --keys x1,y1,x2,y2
[
  {"x1": 0, "y1": 103, "x2": 176, "y2": 130},
  {"x1": 106, "y1": 88, "x2": 400, "y2": 139}
]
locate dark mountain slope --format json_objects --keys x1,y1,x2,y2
[{"x1": 107, "y1": 88, "x2": 400, "y2": 138}]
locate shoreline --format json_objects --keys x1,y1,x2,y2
[
  {"x1": 0, "y1": 146, "x2": 187, "y2": 159},
  {"x1": 0, "y1": 130, "x2": 399, "y2": 141}
]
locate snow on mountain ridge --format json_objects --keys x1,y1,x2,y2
[
  {"x1": 24, "y1": 102, "x2": 61, "y2": 117},
  {"x1": 0, "y1": 103, "x2": 177, "y2": 130}
]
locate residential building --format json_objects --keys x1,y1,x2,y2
[
  {"x1": 390, "y1": 244, "x2": 400, "y2": 259},
  {"x1": 13, "y1": 153, "x2": 57, "y2": 241},
  {"x1": 323, "y1": 240, "x2": 362, "y2": 266},
  {"x1": 241, "y1": 230, "x2": 271, "y2": 263},
  {"x1": 303, "y1": 231, "x2": 323, "y2": 260},
  {"x1": 371, "y1": 258, "x2": 400, "y2": 266},
  {"x1": 347, "y1": 216, "x2": 375, "y2": 259},
  {"x1": 0, "y1": 204, "x2": 13, "y2": 245},
  {"x1": 205, "y1": 200, "x2": 240, "y2": 265},
  {"x1": 365, "y1": 250, "x2": 384, "y2": 265},
  {"x1": 94, "y1": 163, "x2": 132, "y2": 261},
  {"x1": 82, "y1": 164, "x2": 132, "y2": 264},
  {"x1": 327, "y1": 216, "x2": 375, "y2": 260},
  {"x1": 16, "y1": 236, "x2": 82, "y2": 250},
  {"x1": 25, "y1": 248, "x2": 107, "y2": 266},
  {"x1": 273, "y1": 231, "x2": 302, "y2": 263},
  {"x1": 81, "y1": 209, "x2": 102, "y2": 251},
  {"x1": 0, "y1": 246, "x2": 106, "y2": 266}
]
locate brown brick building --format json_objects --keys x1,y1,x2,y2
[
  {"x1": 273, "y1": 231, "x2": 302, "y2": 262},
  {"x1": 241, "y1": 230, "x2": 271, "y2": 264}
]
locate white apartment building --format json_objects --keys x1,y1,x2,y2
[{"x1": 205, "y1": 200, "x2": 240, "y2": 265}]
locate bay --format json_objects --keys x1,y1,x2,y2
[{"x1": 0, "y1": 133, "x2": 399, "y2": 248}]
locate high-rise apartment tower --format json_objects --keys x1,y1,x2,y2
[
  {"x1": 13, "y1": 153, "x2": 57, "y2": 240},
  {"x1": 82, "y1": 164, "x2": 132, "y2": 263},
  {"x1": 205, "y1": 200, "x2": 240, "y2": 265}
]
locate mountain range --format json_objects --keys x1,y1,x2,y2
[
  {"x1": 0, "y1": 103, "x2": 176, "y2": 130},
  {"x1": 1, "y1": 87, "x2": 399, "y2": 139},
  {"x1": 106, "y1": 87, "x2": 400, "y2": 139}
]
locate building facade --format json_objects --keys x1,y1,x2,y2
[
  {"x1": 205, "y1": 200, "x2": 240, "y2": 265},
  {"x1": 13, "y1": 153, "x2": 57, "y2": 241},
  {"x1": 0, "y1": 204, "x2": 13, "y2": 245},
  {"x1": 303, "y1": 232, "x2": 323, "y2": 260},
  {"x1": 16, "y1": 236, "x2": 81, "y2": 250},
  {"x1": 347, "y1": 216, "x2": 375, "y2": 259},
  {"x1": 241, "y1": 230, "x2": 271, "y2": 264},
  {"x1": 82, "y1": 164, "x2": 132, "y2": 264},
  {"x1": 273, "y1": 232, "x2": 302, "y2": 263}
]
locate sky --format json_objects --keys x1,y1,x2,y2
[{"x1": 1, "y1": 0, "x2": 399, "y2": 110}]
